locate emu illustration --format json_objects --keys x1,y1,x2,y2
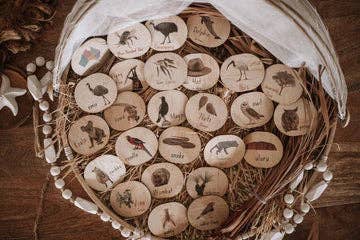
[
  {"x1": 149, "y1": 21, "x2": 178, "y2": 44},
  {"x1": 86, "y1": 83, "x2": 110, "y2": 105}
]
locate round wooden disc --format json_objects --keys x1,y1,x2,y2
[
  {"x1": 110, "y1": 181, "x2": 151, "y2": 218},
  {"x1": 68, "y1": 115, "x2": 110, "y2": 156},
  {"x1": 183, "y1": 53, "x2": 219, "y2": 91},
  {"x1": 144, "y1": 52, "x2": 187, "y2": 90},
  {"x1": 108, "y1": 59, "x2": 148, "y2": 92},
  {"x1": 231, "y1": 92, "x2": 274, "y2": 129},
  {"x1": 261, "y1": 64, "x2": 303, "y2": 105},
  {"x1": 104, "y1": 91, "x2": 145, "y2": 131},
  {"x1": 107, "y1": 23, "x2": 151, "y2": 59},
  {"x1": 185, "y1": 93, "x2": 228, "y2": 132},
  {"x1": 274, "y1": 98, "x2": 317, "y2": 136},
  {"x1": 186, "y1": 167, "x2": 228, "y2": 199},
  {"x1": 148, "y1": 202, "x2": 188, "y2": 238},
  {"x1": 204, "y1": 135, "x2": 245, "y2": 168},
  {"x1": 74, "y1": 73, "x2": 117, "y2": 113},
  {"x1": 141, "y1": 162, "x2": 184, "y2": 199},
  {"x1": 145, "y1": 16, "x2": 187, "y2": 51},
  {"x1": 243, "y1": 131, "x2": 284, "y2": 168},
  {"x1": 221, "y1": 54, "x2": 265, "y2": 92},
  {"x1": 147, "y1": 90, "x2": 188, "y2": 127},
  {"x1": 158, "y1": 127, "x2": 201, "y2": 164},
  {"x1": 187, "y1": 15, "x2": 230, "y2": 48},
  {"x1": 187, "y1": 195, "x2": 229, "y2": 231},
  {"x1": 115, "y1": 127, "x2": 158, "y2": 166},
  {"x1": 71, "y1": 38, "x2": 110, "y2": 76},
  {"x1": 84, "y1": 154, "x2": 126, "y2": 191}
]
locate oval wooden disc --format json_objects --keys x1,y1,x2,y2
[
  {"x1": 141, "y1": 162, "x2": 184, "y2": 199},
  {"x1": 187, "y1": 15, "x2": 230, "y2": 48},
  {"x1": 148, "y1": 202, "x2": 188, "y2": 238},
  {"x1": 187, "y1": 195, "x2": 229, "y2": 231},
  {"x1": 145, "y1": 16, "x2": 187, "y2": 51},
  {"x1": 185, "y1": 93, "x2": 228, "y2": 132},
  {"x1": 144, "y1": 52, "x2": 187, "y2": 90},
  {"x1": 261, "y1": 64, "x2": 303, "y2": 105},
  {"x1": 110, "y1": 181, "x2": 151, "y2": 218},
  {"x1": 108, "y1": 59, "x2": 148, "y2": 92},
  {"x1": 84, "y1": 154, "x2": 126, "y2": 191},
  {"x1": 231, "y1": 92, "x2": 274, "y2": 129},
  {"x1": 147, "y1": 90, "x2": 188, "y2": 127},
  {"x1": 68, "y1": 115, "x2": 110, "y2": 156},
  {"x1": 204, "y1": 135, "x2": 245, "y2": 168},
  {"x1": 183, "y1": 53, "x2": 219, "y2": 91},
  {"x1": 71, "y1": 38, "x2": 110, "y2": 76},
  {"x1": 243, "y1": 131, "x2": 284, "y2": 168},
  {"x1": 186, "y1": 167, "x2": 229, "y2": 199},
  {"x1": 274, "y1": 98, "x2": 317, "y2": 136},
  {"x1": 74, "y1": 73, "x2": 117, "y2": 113},
  {"x1": 221, "y1": 54, "x2": 265, "y2": 92},
  {"x1": 104, "y1": 91, "x2": 145, "y2": 131},
  {"x1": 107, "y1": 23, "x2": 151, "y2": 59},
  {"x1": 115, "y1": 127, "x2": 158, "y2": 166},
  {"x1": 158, "y1": 127, "x2": 201, "y2": 164}
]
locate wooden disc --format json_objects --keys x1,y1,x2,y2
[
  {"x1": 243, "y1": 131, "x2": 284, "y2": 168},
  {"x1": 74, "y1": 73, "x2": 117, "y2": 113},
  {"x1": 110, "y1": 181, "x2": 151, "y2": 217},
  {"x1": 141, "y1": 162, "x2": 184, "y2": 199},
  {"x1": 187, "y1": 15, "x2": 230, "y2": 48},
  {"x1": 204, "y1": 135, "x2": 245, "y2": 168},
  {"x1": 144, "y1": 52, "x2": 187, "y2": 90},
  {"x1": 221, "y1": 54, "x2": 265, "y2": 92},
  {"x1": 261, "y1": 64, "x2": 303, "y2": 105},
  {"x1": 108, "y1": 59, "x2": 148, "y2": 92},
  {"x1": 274, "y1": 98, "x2": 317, "y2": 136},
  {"x1": 183, "y1": 53, "x2": 219, "y2": 91},
  {"x1": 186, "y1": 167, "x2": 228, "y2": 199},
  {"x1": 71, "y1": 38, "x2": 110, "y2": 76},
  {"x1": 158, "y1": 127, "x2": 201, "y2": 164},
  {"x1": 84, "y1": 154, "x2": 126, "y2": 191},
  {"x1": 104, "y1": 91, "x2": 145, "y2": 131},
  {"x1": 147, "y1": 90, "x2": 188, "y2": 127},
  {"x1": 187, "y1": 195, "x2": 229, "y2": 231},
  {"x1": 115, "y1": 127, "x2": 158, "y2": 166},
  {"x1": 185, "y1": 93, "x2": 228, "y2": 132},
  {"x1": 231, "y1": 92, "x2": 274, "y2": 129},
  {"x1": 145, "y1": 16, "x2": 187, "y2": 51},
  {"x1": 148, "y1": 202, "x2": 188, "y2": 238},
  {"x1": 107, "y1": 23, "x2": 151, "y2": 59},
  {"x1": 68, "y1": 115, "x2": 110, "y2": 156}
]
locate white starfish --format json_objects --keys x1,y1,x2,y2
[{"x1": 0, "y1": 73, "x2": 27, "y2": 116}]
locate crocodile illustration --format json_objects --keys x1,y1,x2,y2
[{"x1": 210, "y1": 140, "x2": 239, "y2": 155}]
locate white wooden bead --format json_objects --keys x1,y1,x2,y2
[
  {"x1": 283, "y1": 208, "x2": 293, "y2": 219},
  {"x1": 35, "y1": 56, "x2": 45, "y2": 66},
  {"x1": 26, "y1": 63, "x2": 36, "y2": 73},
  {"x1": 315, "y1": 161, "x2": 327, "y2": 172},
  {"x1": 300, "y1": 202, "x2": 310, "y2": 213},
  {"x1": 304, "y1": 162, "x2": 313, "y2": 170},
  {"x1": 44, "y1": 138, "x2": 56, "y2": 163},
  {"x1": 74, "y1": 197, "x2": 98, "y2": 214},
  {"x1": 305, "y1": 180, "x2": 328, "y2": 202},
  {"x1": 39, "y1": 100, "x2": 49, "y2": 111},
  {"x1": 43, "y1": 112, "x2": 52, "y2": 122},
  {"x1": 46, "y1": 60, "x2": 54, "y2": 71},
  {"x1": 260, "y1": 230, "x2": 284, "y2": 240},
  {"x1": 100, "y1": 212, "x2": 110, "y2": 222},
  {"x1": 62, "y1": 189, "x2": 72, "y2": 199},
  {"x1": 284, "y1": 194, "x2": 295, "y2": 205},
  {"x1": 132, "y1": 229, "x2": 141, "y2": 238},
  {"x1": 293, "y1": 214, "x2": 303, "y2": 224},
  {"x1": 42, "y1": 125, "x2": 52, "y2": 135},
  {"x1": 284, "y1": 223, "x2": 294, "y2": 234},
  {"x1": 290, "y1": 171, "x2": 304, "y2": 191},
  {"x1": 55, "y1": 178, "x2": 65, "y2": 189},
  {"x1": 323, "y1": 170, "x2": 333, "y2": 182},
  {"x1": 111, "y1": 221, "x2": 121, "y2": 229},
  {"x1": 120, "y1": 228, "x2": 131, "y2": 237},
  {"x1": 50, "y1": 166, "x2": 61, "y2": 176}
]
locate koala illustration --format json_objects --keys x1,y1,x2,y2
[{"x1": 81, "y1": 121, "x2": 106, "y2": 148}]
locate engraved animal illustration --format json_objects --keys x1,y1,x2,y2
[
  {"x1": 151, "y1": 168, "x2": 170, "y2": 187},
  {"x1": 81, "y1": 121, "x2": 106, "y2": 148},
  {"x1": 117, "y1": 30, "x2": 138, "y2": 48},
  {"x1": 194, "y1": 172, "x2": 212, "y2": 196},
  {"x1": 156, "y1": 96, "x2": 170, "y2": 125},
  {"x1": 210, "y1": 140, "x2": 239, "y2": 155},
  {"x1": 196, "y1": 202, "x2": 215, "y2": 219},
  {"x1": 199, "y1": 96, "x2": 208, "y2": 110},
  {"x1": 154, "y1": 58, "x2": 177, "y2": 80},
  {"x1": 86, "y1": 83, "x2": 111, "y2": 105},
  {"x1": 92, "y1": 167, "x2": 113, "y2": 188},
  {"x1": 246, "y1": 141, "x2": 277, "y2": 151},
  {"x1": 240, "y1": 101, "x2": 264, "y2": 124},
  {"x1": 162, "y1": 136, "x2": 196, "y2": 149},
  {"x1": 149, "y1": 21, "x2": 178, "y2": 44},
  {"x1": 113, "y1": 103, "x2": 140, "y2": 122},
  {"x1": 227, "y1": 60, "x2": 249, "y2": 81},
  {"x1": 272, "y1": 71, "x2": 296, "y2": 95},
  {"x1": 200, "y1": 16, "x2": 221, "y2": 39},
  {"x1": 281, "y1": 107, "x2": 299, "y2": 132},
  {"x1": 79, "y1": 47, "x2": 100, "y2": 67},
  {"x1": 163, "y1": 208, "x2": 176, "y2": 229},
  {"x1": 126, "y1": 135, "x2": 153, "y2": 157},
  {"x1": 198, "y1": 96, "x2": 217, "y2": 116},
  {"x1": 125, "y1": 65, "x2": 143, "y2": 91},
  {"x1": 116, "y1": 189, "x2": 133, "y2": 208}
]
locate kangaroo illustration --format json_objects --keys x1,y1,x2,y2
[
  {"x1": 81, "y1": 121, "x2": 106, "y2": 148},
  {"x1": 210, "y1": 140, "x2": 239, "y2": 155}
]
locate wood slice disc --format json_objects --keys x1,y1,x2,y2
[
  {"x1": 104, "y1": 91, "x2": 145, "y2": 131},
  {"x1": 144, "y1": 52, "x2": 187, "y2": 90},
  {"x1": 187, "y1": 15, "x2": 230, "y2": 48},
  {"x1": 158, "y1": 126, "x2": 201, "y2": 164},
  {"x1": 185, "y1": 93, "x2": 228, "y2": 132},
  {"x1": 141, "y1": 162, "x2": 184, "y2": 199},
  {"x1": 204, "y1": 135, "x2": 245, "y2": 168},
  {"x1": 110, "y1": 181, "x2": 151, "y2": 218},
  {"x1": 115, "y1": 127, "x2": 158, "y2": 166},
  {"x1": 68, "y1": 115, "x2": 110, "y2": 156},
  {"x1": 74, "y1": 73, "x2": 117, "y2": 113},
  {"x1": 261, "y1": 64, "x2": 303, "y2": 105},
  {"x1": 84, "y1": 154, "x2": 126, "y2": 191},
  {"x1": 231, "y1": 92, "x2": 274, "y2": 129},
  {"x1": 187, "y1": 195, "x2": 229, "y2": 231},
  {"x1": 221, "y1": 54, "x2": 265, "y2": 92},
  {"x1": 145, "y1": 16, "x2": 187, "y2": 51},
  {"x1": 148, "y1": 202, "x2": 188, "y2": 238},
  {"x1": 243, "y1": 131, "x2": 284, "y2": 168},
  {"x1": 107, "y1": 23, "x2": 151, "y2": 59}
]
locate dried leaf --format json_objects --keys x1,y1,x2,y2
[
  {"x1": 5, "y1": 40, "x2": 31, "y2": 54},
  {"x1": 0, "y1": 30, "x2": 22, "y2": 43},
  {"x1": 22, "y1": 24, "x2": 42, "y2": 32}
]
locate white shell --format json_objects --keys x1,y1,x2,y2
[
  {"x1": 35, "y1": 56, "x2": 45, "y2": 66},
  {"x1": 283, "y1": 208, "x2": 293, "y2": 219},
  {"x1": 120, "y1": 228, "x2": 131, "y2": 238},
  {"x1": 44, "y1": 138, "x2": 56, "y2": 163},
  {"x1": 74, "y1": 197, "x2": 98, "y2": 214},
  {"x1": 304, "y1": 162, "x2": 313, "y2": 170},
  {"x1": 27, "y1": 75, "x2": 43, "y2": 100},
  {"x1": 323, "y1": 170, "x2": 333, "y2": 181},
  {"x1": 55, "y1": 178, "x2": 65, "y2": 189},
  {"x1": 42, "y1": 125, "x2": 52, "y2": 135},
  {"x1": 260, "y1": 230, "x2": 284, "y2": 240},
  {"x1": 46, "y1": 60, "x2": 54, "y2": 71},
  {"x1": 300, "y1": 202, "x2": 310, "y2": 213},
  {"x1": 62, "y1": 189, "x2": 72, "y2": 199},
  {"x1": 284, "y1": 194, "x2": 294, "y2": 204},
  {"x1": 305, "y1": 180, "x2": 328, "y2": 202},
  {"x1": 315, "y1": 161, "x2": 328, "y2": 172},
  {"x1": 50, "y1": 166, "x2": 60, "y2": 176},
  {"x1": 100, "y1": 212, "x2": 110, "y2": 222},
  {"x1": 290, "y1": 171, "x2": 304, "y2": 190},
  {"x1": 111, "y1": 221, "x2": 121, "y2": 229},
  {"x1": 39, "y1": 100, "x2": 49, "y2": 111},
  {"x1": 43, "y1": 112, "x2": 52, "y2": 122},
  {"x1": 26, "y1": 63, "x2": 36, "y2": 73},
  {"x1": 293, "y1": 214, "x2": 304, "y2": 224},
  {"x1": 284, "y1": 223, "x2": 294, "y2": 234}
]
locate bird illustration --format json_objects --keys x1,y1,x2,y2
[
  {"x1": 196, "y1": 202, "x2": 215, "y2": 219},
  {"x1": 194, "y1": 172, "x2": 212, "y2": 196},
  {"x1": 163, "y1": 209, "x2": 176, "y2": 229},
  {"x1": 240, "y1": 102, "x2": 264, "y2": 124},
  {"x1": 199, "y1": 95, "x2": 208, "y2": 110},
  {"x1": 126, "y1": 135, "x2": 152, "y2": 157},
  {"x1": 206, "y1": 103, "x2": 217, "y2": 116},
  {"x1": 200, "y1": 16, "x2": 221, "y2": 39},
  {"x1": 86, "y1": 83, "x2": 110, "y2": 105},
  {"x1": 227, "y1": 60, "x2": 249, "y2": 81},
  {"x1": 281, "y1": 107, "x2": 299, "y2": 132},
  {"x1": 117, "y1": 189, "x2": 133, "y2": 208},
  {"x1": 156, "y1": 96, "x2": 169, "y2": 125},
  {"x1": 149, "y1": 21, "x2": 178, "y2": 44},
  {"x1": 92, "y1": 167, "x2": 113, "y2": 189}
]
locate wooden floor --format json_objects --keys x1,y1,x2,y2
[{"x1": 0, "y1": 1, "x2": 359, "y2": 239}]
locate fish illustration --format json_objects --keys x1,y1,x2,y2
[{"x1": 200, "y1": 16, "x2": 221, "y2": 39}]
